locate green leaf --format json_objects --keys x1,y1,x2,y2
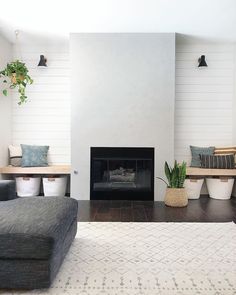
[
  {"x1": 3, "y1": 89, "x2": 7, "y2": 96},
  {"x1": 164, "y1": 160, "x2": 187, "y2": 188},
  {"x1": 164, "y1": 161, "x2": 172, "y2": 187}
]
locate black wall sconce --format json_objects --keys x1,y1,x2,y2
[
  {"x1": 38, "y1": 55, "x2": 47, "y2": 67},
  {"x1": 198, "y1": 55, "x2": 207, "y2": 67}
]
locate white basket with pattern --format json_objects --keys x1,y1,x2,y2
[
  {"x1": 43, "y1": 176, "x2": 67, "y2": 197},
  {"x1": 16, "y1": 176, "x2": 41, "y2": 197},
  {"x1": 184, "y1": 178, "x2": 204, "y2": 199},
  {"x1": 206, "y1": 178, "x2": 234, "y2": 200}
]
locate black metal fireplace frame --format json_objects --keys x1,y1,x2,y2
[{"x1": 90, "y1": 147, "x2": 154, "y2": 201}]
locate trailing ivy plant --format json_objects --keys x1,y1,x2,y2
[
  {"x1": 0, "y1": 60, "x2": 33, "y2": 105},
  {"x1": 157, "y1": 160, "x2": 187, "y2": 188}
]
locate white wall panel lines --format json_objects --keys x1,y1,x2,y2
[
  {"x1": 175, "y1": 42, "x2": 235, "y2": 164},
  {"x1": 12, "y1": 41, "x2": 70, "y2": 164}
]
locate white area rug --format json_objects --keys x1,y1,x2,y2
[{"x1": 4, "y1": 222, "x2": 236, "y2": 295}]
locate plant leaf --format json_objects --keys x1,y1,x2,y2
[
  {"x1": 164, "y1": 161, "x2": 171, "y2": 187},
  {"x1": 164, "y1": 160, "x2": 187, "y2": 188},
  {"x1": 3, "y1": 89, "x2": 7, "y2": 96}
]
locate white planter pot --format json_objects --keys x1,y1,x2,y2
[
  {"x1": 43, "y1": 176, "x2": 67, "y2": 197},
  {"x1": 184, "y1": 178, "x2": 204, "y2": 199},
  {"x1": 206, "y1": 178, "x2": 234, "y2": 200},
  {"x1": 16, "y1": 176, "x2": 41, "y2": 197}
]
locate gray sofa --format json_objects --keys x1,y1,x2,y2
[{"x1": 0, "y1": 180, "x2": 78, "y2": 289}]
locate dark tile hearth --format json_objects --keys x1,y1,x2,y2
[{"x1": 77, "y1": 196, "x2": 236, "y2": 223}]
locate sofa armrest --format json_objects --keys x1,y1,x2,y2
[{"x1": 0, "y1": 180, "x2": 17, "y2": 201}]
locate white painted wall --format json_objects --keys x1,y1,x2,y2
[
  {"x1": 71, "y1": 33, "x2": 175, "y2": 201},
  {"x1": 175, "y1": 39, "x2": 235, "y2": 164},
  {"x1": 11, "y1": 39, "x2": 70, "y2": 164},
  {"x1": 175, "y1": 38, "x2": 236, "y2": 195},
  {"x1": 233, "y1": 44, "x2": 236, "y2": 145},
  {"x1": 0, "y1": 34, "x2": 12, "y2": 176},
  {"x1": 232, "y1": 44, "x2": 236, "y2": 197},
  {"x1": 2, "y1": 32, "x2": 236, "y2": 200},
  {"x1": 1, "y1": 0, "x2": 236, "y2": 43}
]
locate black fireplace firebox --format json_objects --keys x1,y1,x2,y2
[{"x1": 90, "y1": 147, "x2": 154, "y2": 200}]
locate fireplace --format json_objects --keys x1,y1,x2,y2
[{"x1": 90, "y1": 147, "x2": 154, "y2": 200}]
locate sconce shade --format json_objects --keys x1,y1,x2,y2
[
  {"x1": 38, "y1": 55, "x2": 47, "y2": 67},
  {"x1": 198, "y1": 55, "x2": 207, "y2": 67}
]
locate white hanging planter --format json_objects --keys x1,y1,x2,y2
[
  {"x1": 16, "y1": 176, "x2": 41, "y2": 197},
  {"x1": 206, "y1": 178, "x2": 234, "y2": 200},
  {"x1": 184, "y1": 178, "x2": 204, "y2": 199},
  {"x1": 43, "y1": 176, "x2": 67, "y2": 197}
]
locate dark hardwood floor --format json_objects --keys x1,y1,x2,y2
[{"x1": 77, "y1": 196, "x2": 236, "y2": 222}]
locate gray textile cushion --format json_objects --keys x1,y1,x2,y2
[
  {"x1": 0, "y1": 220, "x2": 77, "y2": 289},
  {"x1": 8, "y1": 145, "x2": 22, "y2": 166},
  {"x1": 190, "y1": 145, "x2": 215, "y2": 167},
  {"x1": 0, "y1": 180, "x2": 16, "y2": 201},
  {"x1": 21, "y1": 144, "x2": 49, "y2": 167},
  {"x1": 200, "y1": 154, "x2": 235, "y2": 169},
  {"x1": 0, "y1": 197, "x2": 78, "y2": 259}
]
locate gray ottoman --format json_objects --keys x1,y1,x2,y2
[{"x1": 0, "y1": 190, "x2": 78, "y2": 289}]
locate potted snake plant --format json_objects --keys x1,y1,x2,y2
[
  {"x1": 0, "y1": 60, "x2": 33, "y2": 105},
  {"x1": 157, "y1": 161, "x2": 188, "y2": 207}
]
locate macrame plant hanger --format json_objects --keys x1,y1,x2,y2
[{"x1": 14, "y1": 30, "x2": 23, "y2": 61}]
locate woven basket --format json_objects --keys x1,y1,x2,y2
[{"x1": 164, "y1": 188, "x2": 188, "y2": 207}]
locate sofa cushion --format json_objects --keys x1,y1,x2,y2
[
  {"x1": 21, "y1": 144, "x2": 49, "y2": 167},
  {"x1": 190, "y1": 145, "x2": 215, "y2": 167},
  {"x1": 0, "y1": 197, "x2": 78, "y2": 259},
  {"x1": 9, "y1": 145, "x2": 22, "y2": 167},
  {"x1": 200, "y1": 154, "x2": 235, "y2": 169},
  {"x1": 0, "y1": 180, "x2": 16, "y2": 201}
]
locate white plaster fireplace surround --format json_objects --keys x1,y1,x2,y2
[{"x1": 70, "y1": 33, "x2": 175, "y2": 201}]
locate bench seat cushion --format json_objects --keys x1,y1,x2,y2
[{"x1": 0, "y1": 197, "x2": 78, "y2": 260}]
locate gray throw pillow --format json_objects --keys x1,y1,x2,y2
[
  {"x1": 200, "y1": 154, "x2": 235, "y2": 169},
  {"x1": 190, "y1": 145, "x2": 215, "y2": 167},
  {"x1": 21, "y1": 144, "x2": 49, "y2": 167},
  {"x1": 8, "y1": 145, "x2": 22, "y2": 167}
]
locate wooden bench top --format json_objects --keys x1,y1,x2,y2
[
  {"x1": 0, "y1": 165, "x2": 71, "y2": 175},
  {"x1": 187, "y1": 167, "x2": 236, "y2": 176},
  {"x1": 1, "y1": 165, "x2": 235, "y2": 177}
]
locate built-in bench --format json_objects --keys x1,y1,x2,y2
[
  {"x1": 186, "y1": 167, "x2": 236, "y2": 199},
  {"x1": 186, "y1": 167, "x2": 236, "y2": 177},
  {"x1": 0, "y1": 165, "x2": 71, "y2": 197},
  {"x1": 0, "y1": 165, "x2": 71, "y2": 175}
]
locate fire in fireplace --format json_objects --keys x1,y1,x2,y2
[{"x1": 90, "y1": 147, "x2": 154, "y2": 200}]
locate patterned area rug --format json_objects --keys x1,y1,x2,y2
[{"x1": 4, "y1": 222, "x2": 236, "y2": 295}]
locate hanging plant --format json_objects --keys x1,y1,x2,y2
[{"x1": 0, "y1": 60, "x2": 33, "y2": 105}]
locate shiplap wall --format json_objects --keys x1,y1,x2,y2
[
  {"x1": 12, "y1": 42, "x2": 70, "y2": 164},
  {"x1": 0, "y1": 34, "x2": 12, "y2": 173},
  {"x1": 175, "y1": 42, "x2": 235, "y2": 164},
  {"x1": 10, "y1": 38, "x2": 236, "y2": 167}
]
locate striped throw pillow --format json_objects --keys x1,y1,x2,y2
[
  {"x1": 214, "y1": 147, "x2": 236, "y2": 164},
  {"x1": 214, "y1": 146, "x2": 236, "y2": 155},
  {"x1": 200, "y1": 154, "x2": 235, "y2": 169}
]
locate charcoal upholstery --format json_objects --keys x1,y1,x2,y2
[
  {"x1": 0, "y1": 181, "x2": 78, "y2": 289},
  {"x1": 0, "y1": 180, "x2": 16, "y2": 201},
  {"x1": 0, "y1": 197, "x2": 78, "y2": 259}
]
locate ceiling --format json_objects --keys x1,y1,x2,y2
[{"x1": 1, "y1": 0, "x2": 236, "y2": 43}]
